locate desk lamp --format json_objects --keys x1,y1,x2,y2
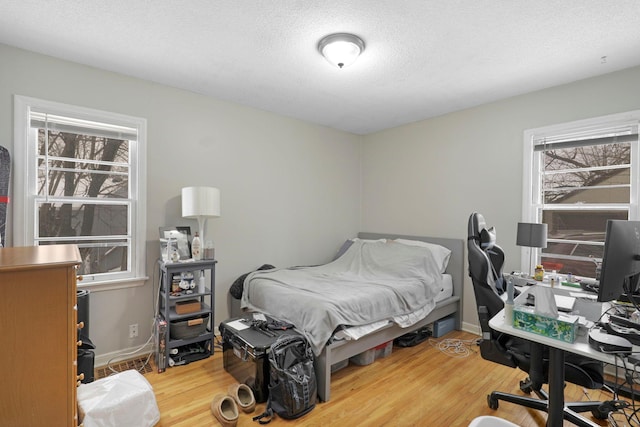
[
  {"x1": 516, "y1": 222, "x2": 548, "y2": 277},
  {"x1": 181, "y1": 186, "x2": 221, "y2": 248}
]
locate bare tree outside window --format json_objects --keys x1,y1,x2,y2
[
  {"x1": 35, "y1": 128, "x2": 131, "y2": 277},
  {"x1": 14, "y1": 96, "x2": 145, "y2": 287},
  {"x1": 533, "y1": 131, "x2": 636, "y2": 278}
]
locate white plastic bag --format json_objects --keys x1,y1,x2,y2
[{"x1": 77, "y1": 369, "x2": 160, "y2": 427}]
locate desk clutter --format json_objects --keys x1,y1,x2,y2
[
  {"x1": 507, "y1": 271, "x2": 598, "y2": 293},
  {"x1": 509, "y1": 283, "x2": 640, "y2": 355},
  {"x1": 512, "y1": 287, "x2": 580, "y2": 343}
]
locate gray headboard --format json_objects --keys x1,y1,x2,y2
[{"x1": 357, "y1": 232, "x2": 465, "y2": 302}]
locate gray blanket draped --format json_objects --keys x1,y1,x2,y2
[{"x1": 241, "y1": 240, "x2": 443, "y2": 355}]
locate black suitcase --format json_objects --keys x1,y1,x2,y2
[{"x1": 220, "y1": 314, "x2": 300, "y2": 403}]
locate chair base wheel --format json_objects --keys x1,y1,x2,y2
[
  {"x1": 487, "y1": 394, "x2": 499, "y2": 410},
  {"x1": 591, "y1": 409, "x2": 608, "y2": 420},
  {"x1": 592, "y1": 400, "x2": 629, "y2": 420},
  {"x1": 519, "y1": 379, "x2": 533, "y2": 394}
]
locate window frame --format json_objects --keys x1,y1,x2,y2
[
  {"x1": 522, "y1": 110, "x2": 640, "y2": 276},
  {"x1": 13, "y1": 95, "x2": 147, "y2": 290}
]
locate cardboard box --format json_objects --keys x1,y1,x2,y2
[
  {"x1": 513, "y1": 288, "x2": 578, "y2": 343},
  {"x1": 175, "y1": 299, "x2": 201, "y2": 315}
]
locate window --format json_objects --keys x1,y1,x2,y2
[
  {"x1": 523, "y1": 111, "x2": 640, "y2": 278},
  {"x1": 14, "y1": 96, "x2": 147, "y2": 288}
]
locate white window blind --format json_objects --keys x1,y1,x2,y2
[
  {"x1": 523, "y1": 112, "x2": 640, "y2": 278},
  {"x1": 14, "y1": 96, "x2": 147, "y2": 288}
]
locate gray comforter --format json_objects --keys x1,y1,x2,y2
[{"x1": 241, "y1": 240, "x2": 444, "y2": 355}]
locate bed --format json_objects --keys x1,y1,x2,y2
[{"x1": 236, "y1": 232, "x2": 464, "y2": 402}]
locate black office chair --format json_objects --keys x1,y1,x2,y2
[{"x1": 467, "y1": 212, "x2": 612, "y2": 425}]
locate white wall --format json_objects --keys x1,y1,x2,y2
[
  {"x1": 0, "y1": 44, "x2": 362, "y2": 359},
  {"x1": 362, "y1": 65, "x2": 640, "y2": 332},
  {"x1": 3, "y1": 41, "x2": 640, "y2": 355}
]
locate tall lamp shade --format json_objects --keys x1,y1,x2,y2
[
  {"x1": 181, "y1": 186, "x2": 220, "y2": 244},
  {"x1": 516, "y1": 222, "x2": 548, "y2": 275}
]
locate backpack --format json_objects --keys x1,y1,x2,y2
[{"x1": 253, "y1": 334, "x2": 316, "y2": 424}]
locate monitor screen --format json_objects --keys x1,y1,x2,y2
[{"x1": 598, "y1": 220, "x2": 640, "y2": 302}]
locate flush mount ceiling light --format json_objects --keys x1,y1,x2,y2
[{"x1": 318, "y1": 33, "x2": 365, "y2": 69}]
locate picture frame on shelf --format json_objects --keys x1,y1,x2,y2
[{"x1": 159, "y1": 226, "x2": 192, "y2": 261}]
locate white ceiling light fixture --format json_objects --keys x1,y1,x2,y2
[{"x1": 318, "y1": 33, "x2": 365, "y2": 69}]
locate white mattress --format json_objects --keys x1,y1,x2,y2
[
  {"x1": 333, "y1": 274, "x2": 453, "y2": 341},
  {"x1": 437, "y1": 273, "x2": 454, "y2": 303}
]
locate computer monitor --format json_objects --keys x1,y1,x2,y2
[{"x1": 597, "y1": 220, "x2": 640, "y2": 302}]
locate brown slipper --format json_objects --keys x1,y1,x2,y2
[
  {"x1": 211, "y1": 394, "x2": 238, "y2": 427},
  {"x1": 228, "y1": 383, "x2": 256, "y2": 413}
]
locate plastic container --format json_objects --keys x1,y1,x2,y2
[
  {"x1": 192, "y1": 232, "x2": 201, "y2": 260},
  {"x1": 331, "y1": 359, "x2": 349, "y2": 373},
  {"x1": 350, "y1": 341, "x2": 393, "y2": 365},
  {"x1": 170, "y1": 313, "x2": 209, "y2": 339},
  {"x1": 433, "y1": 315, "x2": 456, "y2": 337},
  {"x1": 204, "y1": 240, "x2": 215, "y2": 260},
  {"x1": 374, "y1": 341, "x2": 393, "y2": 359},
  {"x1": 350, "y1": 348, "x2": 375, "y2": 366}
]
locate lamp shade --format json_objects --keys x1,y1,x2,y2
[
  {"x1": 516, "y1": 222, "x2": 548, "y2": 248},
  {"x1": 181, "y1": 187, "x2": 221, "y2": 219},
  {"x1": 318, "y1": 33, "x2": 365, "y2": 68}
]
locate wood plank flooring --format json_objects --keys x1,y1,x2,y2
[{"x1": 143, "y1": 331, "x2": 615, "y2": 426}]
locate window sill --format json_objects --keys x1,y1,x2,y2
[{"x1": 78, "y1": 276, "x2": 149, "y2": 292}]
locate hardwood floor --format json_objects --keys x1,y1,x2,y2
[{"x1": 143, "y1": 330, "x2": 613, "y2": 426}]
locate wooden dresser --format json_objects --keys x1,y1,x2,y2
[{"x1": 0, "y1": 245, "x2": 82, "y2": 427}]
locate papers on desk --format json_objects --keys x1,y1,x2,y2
[
  {"x1": 571, "y1": 291, "x2": 597, "y2": 300},
  {"x1": 226, "y1": 319, "x2": 250, "y2": 331},
  {"x1": 554, "y1": 295, "x2": 576, "y2": 312}
]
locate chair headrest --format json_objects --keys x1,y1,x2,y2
[
  {"x1": 480, "y1": 227, "x2": 496, "y2": 250},
  {"x1": 468, "y1": 212, "x2": 496, "y2": 250}
]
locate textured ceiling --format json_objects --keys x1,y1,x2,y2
[{"x1": 1, "y1": 1, "x2": 640, "y2": 134}]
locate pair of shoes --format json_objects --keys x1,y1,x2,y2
[
  {"x1": 211, "y1": 384, "x2": 256, "y2": 426},
  {"x1": 228, "y1": 383, "x2": 256, "y2": 413},
  {"x1": 211, "y1": 394, "x2": 239, "y2": 427}
]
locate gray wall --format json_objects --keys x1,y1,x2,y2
[
  {"x1": 0, "y1": 43, "x2": 362, "y2": 361},
  {"x1": 361, "y1": 65, "x2": 640, "y2": 331},
  {"x1": 3, "y1": 41, "x2": 640, "y2": 355}
]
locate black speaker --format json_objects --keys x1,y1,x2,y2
[
  {"x1": 78, "y1": 349, "x2": 95, "y2": 383},
  {"x1": 77, "y1": 289, "x2": 90, "y2": 337}
]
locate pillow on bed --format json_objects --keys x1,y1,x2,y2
[
  {"x1": 333, "y1": 239, "x2": 354, "y2": 260},
  {"x1": 392, "y1": 238, "x2": 451, "y2": 273},
  {"x1": 333, "y1": 238, "x2": 387, "y2": 260}
]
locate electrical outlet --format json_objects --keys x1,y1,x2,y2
[{"x1": 129, "y1": 323, "x2": 139, "y2": 338}]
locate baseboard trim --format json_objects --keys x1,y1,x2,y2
[
  {"x1": 95, "y1": 342, "x2": 154, "y2": 368},
  {"x1": 462, "y1": 321, "x2": 481, "y2": 336}
]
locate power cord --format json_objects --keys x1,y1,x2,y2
[
  {"x1": 104, "y1": 258, "x2": 159, "y2": 376},
  {"x1": 428, "y1": 337, "x2": 478, "y2": 358},
  {"x1": 105, "y1": 333, "x2": 154, "y2": 375}
]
